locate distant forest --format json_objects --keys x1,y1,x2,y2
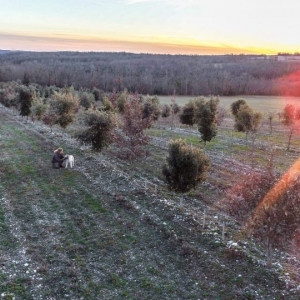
[{"x1": 1, "y1": 51, "x2": 300, "y2": 96}]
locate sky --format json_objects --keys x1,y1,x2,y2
[{"x1": 0, "y1": 0, "x2": 300, "y2": 55}]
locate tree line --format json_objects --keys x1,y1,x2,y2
[{"x1": 1, "y1": 51, "x2": 300, "y2": 96}]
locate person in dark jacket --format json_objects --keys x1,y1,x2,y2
[{"x1": 52, "y1": 148, "x2": 68, "y2": 169}]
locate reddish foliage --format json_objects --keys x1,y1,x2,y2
[{"x1": 114, "y1": 95, "x2": 152, "y2": 159}]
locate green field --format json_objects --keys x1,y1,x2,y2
[{"x1": 158, "y1": 95, "x2": 300, "y2": 113}]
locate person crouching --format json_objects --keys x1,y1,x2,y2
[{"x1": 52, "y1": 148, "x2": 68, "y2": 169}]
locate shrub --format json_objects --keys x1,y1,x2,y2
[
  {"x1": 162, "y1": 139, "x2": 210, "y2": 192},
  {"x1": 79, "y1": 91, "x2": 95, "y2": 110},
  {"x1": 234, "y1": 104, "x2": 262, "y2": 134},
  {"x1": 172, "y1": 102, "x2": 181, "y2": 115},
  {"x1": 50, "y1": 89, "x2": 79, "y2": 128},
  {"x1": 92, "y1": 87, "x2": 103, "y2": 101},
  {"x1": 114, "y1": 95, "x2": 151, "y2": 159},
  {"x1": 101, "y1": 95, "x2": 114, "y2": 112},
  {"x1": 19, "y1": 86, "x2": 33, "y2": 117},
  {"x1": 41, "y1": 111, "x2": 57, "y2": 132},
  {"x1": 179, "y1": 100, "x2": 196, "y2": 126},
  {"x1": 76, "y1": 110, "x2": 117, "y2": 151},
  {"x1": 31, "y1": 102, "x2": 48, "y2": 121},
  {"x1": 161, "y1": 104, "x2": 171, "y2": 118},
  {"x1": 0, "y1": 87, "x2": 18, "y2": 109},
  {"x1": 231, "y1": 99, "x2": 247, "y2": 117},
  {"x1": 116, "y1": 91, "x2": 128, "y2": 114},
  {"x1": 142, "y1": 95, "x2": 161, "y2": 122}
]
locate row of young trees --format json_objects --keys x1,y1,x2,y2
[
  {"x1": 2, "y1": 79, "x2": 300, "y2": 263},
  {"x1": 179, "y1": 96, "x2": 262, "y2": 141},
  {"x1": 0, "y1": 81, "x2": 219, "y2": 193},
  {"x1": 0, "y1": 80, "x2": 296, "y2": 179},
  {"x1": 1, "y1": 80, "x2": 297, "y2": 191}
]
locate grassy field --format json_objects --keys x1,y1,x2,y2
[
  {"x1": 1, "y1": 104, "x2": 300, "y2": 299},
  {"x1": 158, "y1": 95, "x2": 300, "y2": 114}
]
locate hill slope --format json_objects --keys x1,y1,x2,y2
[{"x1": 0, "y1": 105, "x2": 296, "y2": 299}]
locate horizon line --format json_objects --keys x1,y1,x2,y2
[{"x1": 0, "y1": 48, "x2": 289, "y2": 56}]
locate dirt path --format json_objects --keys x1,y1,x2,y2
[{"x1": 0, "y1": 106, "x2": 294, "y2": 299}]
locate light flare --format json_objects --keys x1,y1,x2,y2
[
  {"x1": 277, "y1": 69, "x2": 300, "y2": 97},
  {"x1": 251, "y1": 158, "x2": 300, "y2": 218}
]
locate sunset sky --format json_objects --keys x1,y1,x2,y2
[{"x1": 1, "y1": 0, "x2": 299, "y2": 55}]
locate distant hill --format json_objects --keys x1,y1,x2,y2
[{"x1": 0, "y1": 50, "x2": 11, "y2": 55}]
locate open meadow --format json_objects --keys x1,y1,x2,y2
[{"x1": 158, "y1": 95, "x2": 300, "y2": 115}]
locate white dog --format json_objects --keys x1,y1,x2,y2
[{"x1": 65, "y1": 155, "x2": 75, "y2": 168}]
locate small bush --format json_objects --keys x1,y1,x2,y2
[
  {"x1": 231, "y1": 99, "x2": 247, "y2": 117},
  {"x1": 31, "y1": 102, "x2": 48, "y2": 121},
  {"x1": 79, "y1": 91, "x2": 95, "y2": 110},
  {"x1": 92, "y1": 87, "x2": 103, "y2": 101},
  {"x1": 234, "y1": 104, "x2": 262, "y2": 134},
  {"x1": 76, "y1": 110, "x2": 117, "y2": 151},
  {"x1": 50, "y1": 89, "x2": 79, "y2": 128},
  {"x1": 114, "y1": 95, "x2": 152, "y2": 159},
  {"x1": 179, "y1": 100, "x2": 196, "y2": 126},
  {"x1": 172, "y1": 102, "x2": 181, "y2": 115},
  {"x1": 161, "y1": 104, "x2": 171, "y2": 118},
  {"x1": 142, "y1": 95, "x2": 161, "y2": 122},
  {"x1": 162, "y1": 139, "x2": 210, "y2": 193}
]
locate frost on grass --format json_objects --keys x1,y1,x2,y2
[
  {"x1": 0, "y1": 193, "x2": 44, "y2": 299},
  {"x1": 1, "y1": 104, "x2": 299, "y2": 298}
]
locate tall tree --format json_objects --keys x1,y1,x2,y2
[
  {"x1": 196, "y1": 97, "x2": 219, "y2": 144},
  {"x1": 19, "y1": 86, "x2": 33, "y2": 118},
  {"x1": 281, "y1": 104, "x2": 300, "y2": 150}
]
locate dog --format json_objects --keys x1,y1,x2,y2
[{"x1": 65, "y1": 155, "x2": 75, "y2": 168}]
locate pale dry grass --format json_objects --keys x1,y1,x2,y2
[{"x1": 158, "y1": 95, "x2": 300, "y2": 114}]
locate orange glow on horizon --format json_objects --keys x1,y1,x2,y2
[{"x1": 0, "y1": 32, "x2": 281, "y2": 55}]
